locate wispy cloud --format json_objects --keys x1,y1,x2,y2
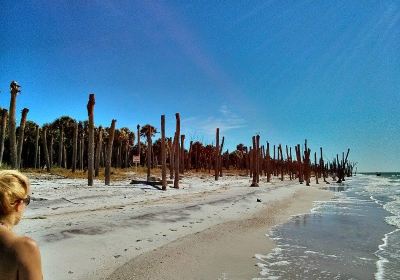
[{"x1": 182, "y1": 105, "x2": 246, "y2": 141}]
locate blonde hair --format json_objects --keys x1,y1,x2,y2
[{"x1": 0, "y1": 170, "x2": 30, "y2": 216}]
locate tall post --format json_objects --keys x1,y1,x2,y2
[
  {"x1": 87, "y1": 94, "x2": 95, "y2": 186},
  {"x1": 219, "y1": 136, "x2": 225, "y2": 177},
  {"x1": 137, "y1": 124, "x2": 141, "y2": 166},
  {"x1": 256, "y1": 135, "x2": 260, "y2": 184},
  {"x1": 41, "y1": 126, "x2": 51, "y2": 172},
  {"x1": 95, "y1": 126, "x2": 103, "y2": 177},
  {"x1": 215, "y1": 128, "x2": 220, "y2": 181},
  {"x1": 105, "y1": 120, "x2": 116, "y2": 185},
  {"x1": 9, "y1": 81, "x2": 20, "y2": 169},
  {"x1": 0, "y1": 109, "x2": 8, "y2": 166},
  {"x1": 146, "y1": 128, "x2": 152, "y2": 182},
  {"x1": 251, "y1": 136, "x2": 259, "y2": 187},
  {"x1": 174, "y1": 113, "x2": 180, "y2": 188},
  {"x1": 266, "y1": 142, "x2": 271, "y2": 182},
  {"x1": 169, "y1": 137, "x2": 174, "y2": 179},
  {"x1": 16, "y1": 108, "x2": 29, "y2": 169},
  {"x1": 180, "y1": 134, "x2": 185, "y2": 174},
  {"x1": 34, "y1": 125, "x2": 40, "y2": 169},
  {"x1": 161, "y1": 115, "x2": 167, "y2": 190},
  {"x1": 314, "y1": 152, "x2": 319, "y2": 184}
]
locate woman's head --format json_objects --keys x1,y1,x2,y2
[{"x1": 0, "y1": 170, "x2": 30, "y2": 226}]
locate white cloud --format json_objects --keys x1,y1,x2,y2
[{"x1": 182, "y1": 105, "x2": 246, "y2": 141}]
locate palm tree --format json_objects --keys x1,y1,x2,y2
[{"x1": 9, "y1": 81, "x2": 20, "y2": 169}]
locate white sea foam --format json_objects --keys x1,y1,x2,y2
[
  {"x1": 375, "y1": 228, "x2": 400, "y2": 280},
  {"x1": 268, "y1": 260, "x2": 290, "y2": 266}
]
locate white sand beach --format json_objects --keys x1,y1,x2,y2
[{"x1": 16, "y1": 173, "x2": 333, "y2": 280}]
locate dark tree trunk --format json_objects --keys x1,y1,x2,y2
[
  {"x1": 9, "y1": 82, "x2": 19, "y2": 169},
  {"x1": 58, "y1": 126, "x2": 64, "y2": 167},
  {"x1": 180, "y1": 134, "x2": 185, "y2": 174},
  {"x1": 87, "y1": 94, "x2": 95, "y2": 186},
  {"x1": 34, "y1": 125, "x2": 40, "y2": 169},
  {"x1": 95, "y1": 126, "x2": 103, "y2": 177},
  {"x1": 0, "y1": 109, "x2": 8, "y2": 166},
  {"x1": 137, "y1": 124, "x2": 141, "y2": 166},
  {"x1": 161, "y1": 115, "x2": 167, "y2": 190},
  {"x1": 49, "y1": 134, "x2": 53, "y2": 168},
  {"x1": 72, "y1": 123, "x2": 78, "y2": 172},
  {"x1": 146, "y1": 131, "x2": 152, "y2": 182},
  {"x1": 16, "y1": 108, "x2": 29, "y2": 169},
  {"x1": 41, "y1": 126, "x2": 51, "y2": 172},
  {"x1": 215, "y1": 128, "x2": 220, "y2": 181},
  {"x1": 174, "y1": 113, "x2": 180, "y2": 188},
  {"x1": 105, "y1": 120, "x2": 116, "y2": 185},
  {"x1": 169, "y1": 138, "x2": 174, "y2": 179}
]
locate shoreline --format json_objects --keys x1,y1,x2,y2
[
  {"x1": 18, "y1": 173, "x2": 333, "y2": 280},
  {"x1": 107, "y1": 184, "x2": 333, "y2": 280}
]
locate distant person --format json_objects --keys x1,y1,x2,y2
[{"x1": 0, "y1": 170, "x2": 43, "y2": 280}]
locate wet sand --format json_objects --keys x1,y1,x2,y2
[{"x1": 108, "y1": 187, "x2": 333, "y2": 280}]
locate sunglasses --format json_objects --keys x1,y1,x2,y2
[{"x1": 22, "y1": 195, "x2": 31, "y2": 206}]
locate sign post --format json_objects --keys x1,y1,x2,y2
[{"x1": 132, "y1": 155, "x2": 140, "y2": 173}]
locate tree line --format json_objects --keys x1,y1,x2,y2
[{"x1": 1, "y1": 81, "x2": 355, "y2": 188}]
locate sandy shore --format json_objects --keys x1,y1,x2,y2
[
  {"x1": 16, "y1": 173, "x2": 333, "y2": 280},
  {"x1": 108, "y1": 185, "x2": 332, "y2": 280}
]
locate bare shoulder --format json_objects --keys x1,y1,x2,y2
[
  {"x1": 13, "y1": 236, "x2": 41, "y2": 259},
  {"x1": 12, "y1": 236, "x2": 43, "y2": 280}
]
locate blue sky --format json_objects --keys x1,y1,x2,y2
[{"x1": 0, "y1": 0, "x2": 399, "y2": 171}]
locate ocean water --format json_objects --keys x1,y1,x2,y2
[{"x1": 255, "y1": 173, "x2": 400, "y2": 280}]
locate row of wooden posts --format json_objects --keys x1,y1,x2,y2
[{"x1": 1, "y1": 82, "x2": 353, "y2": 188}]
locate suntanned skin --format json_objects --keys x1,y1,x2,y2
[{"x1": 0, "y1": 197, "x2": 43, "y2": 280}]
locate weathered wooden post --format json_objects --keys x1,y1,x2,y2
[
  {"x1": 16, "y1": 108, "x2": 29, "y2": 169},
  {"x1": 266, "y1": 142, "x2": 271, "y2": 182},
  {"x1": 137, "y1": 124, "x2": 141, "y2": 166},
  {"x1": 105, "y1": 120, "x2": 116, "y2": 186},
  {"x1": 295, "y1": 144, "x2": 303, "y2": 183},
  {"x1": 180, "y1": 134, "x2": 185, "y2": 174},
  {"x1": 9, "y1": 81, "x2": 20, "y2": 169},
  {"x1": 174, "y1": 113, "x2": 180, "y2": 188},
  {"x1": 0, "y1": 109, "x2": 8, "y2": 166},
  {"x1": 314, "y1": 152, "x2": 319, "y2": 184},
  {"x1": 41, "y1": 126, "x2": 51, "y2": 172},
  {"x1": 34, "y1": 125, "x2": 40, "y2": 169},
  {"x1": 219, "y1": 136, "x2": 225, "y2": 177},
  {"x1": 161, "y1": 115, "x2": 167, "y2": 190},
  {"x1": 94, "y1": 127, "x2": 103, "y2": 176},
  {"x1": 251, "y1": 136, "x2": 259, "y2": 187},
  {"x1": 188, "y1": 141, "x2": 193, "y2": 170},
  {"x1": 320, "y1": 147, "x2": 326, "y2": 182},
  {"x1": 146, "y1": 127, "x2": 153, "y2": 182},
  {"x1": 215, "y1": 128, "x2": 220, "y2": 181},
  {"x1": 256, "y1": 135, "x2": 260, "y2": 184},
  {"x1": 87, "y1": 94, "x2": 95, "y2": 186},
  {"x1": 168, "y1": 137, "x2": 174, "y2": 179}
]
